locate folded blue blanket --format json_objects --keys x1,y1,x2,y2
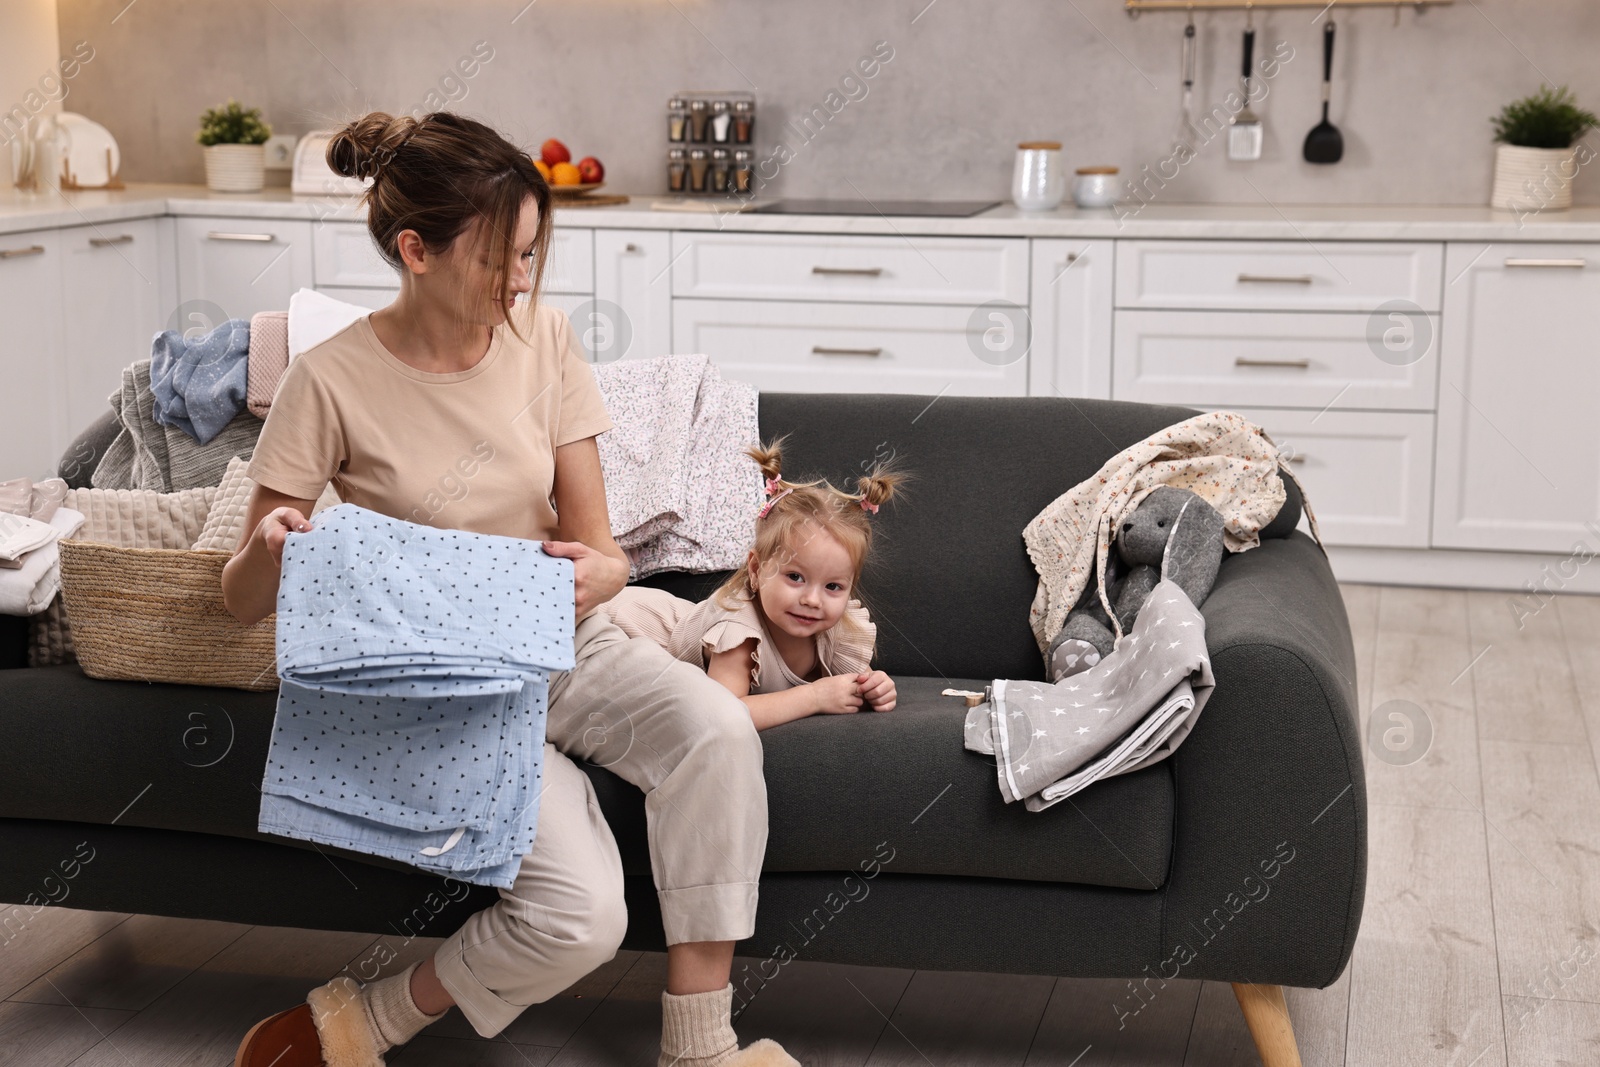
[
  {"x1": 149, "y1": 318, "x2": 250, "y2": 445},
  {"x1": 259, "y1": 503, "x2": 575, "y2": 887}
]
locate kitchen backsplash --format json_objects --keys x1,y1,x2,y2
[{"x1": 53, "y1": 0, "x2": 1600, "y2": 206}]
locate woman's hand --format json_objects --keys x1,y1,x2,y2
[
  {"x1": 542, "y1": 539, "x2": 629, "y2": 619},
  {"x1": 857, "y1": 670, "x2": 897, "y2": 712},
  {"x1": 257, "y1": 507, "x2": 313, "y2": 567},
  {"x1": 809, "y1": 674, "x2": 865, "y2": 715}
]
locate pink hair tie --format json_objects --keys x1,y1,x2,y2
[
  {"x1": 860, "y1": 499, "x2": 879, "y2": 515},
  {"x1": 764, "y1": 476, "x2": 783, "y2": 496},
  {"x1": 758, "y1": 486, "x2": 794, "y2": 519}
]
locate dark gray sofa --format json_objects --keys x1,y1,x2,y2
[{"x1": 0, "y1": 393, "x2": 1362, "y2": 1067}]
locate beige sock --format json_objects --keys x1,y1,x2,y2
[
  {"x1": 660, "y1": 983, "x2": 740, "y2": 1067},
  {"x1": 363, "y1": 962, "x2": 447, "y2": 1053}
]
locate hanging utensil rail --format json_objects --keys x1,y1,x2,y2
[{"x1": 1126, "y1": 0, "x2": 1451, "y2": 12}]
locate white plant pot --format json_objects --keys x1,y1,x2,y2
[
  {"x1": 204, "y1": 143, "x2": 266, "y2": 193},
  {"x1": 1491, "y1": 143, "x2": 1576, "y2": 212}
]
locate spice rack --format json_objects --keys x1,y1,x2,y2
[{"x1": 666, "y1": 91, "x2": 755, "y2": 196}]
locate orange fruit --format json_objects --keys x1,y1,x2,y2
[
  {"x1": 550, "y1": 161, "x2": 582, "y2": 186},
  {"x1": 533, "y1": 159, "x2": 552, "y2": 182}
]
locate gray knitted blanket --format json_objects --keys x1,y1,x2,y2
[{"x1": 91, "y1": 359, "x2": 263, "y2": 492}]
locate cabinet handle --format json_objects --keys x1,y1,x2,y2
[
  {"x1": 812, "y1": 266, "x2": 884, "y2": 277},
  {"x1": 1237, "y1": 273, "x2": 1314, "y2": 284},
  {"x1": 207, "y1": 231, "x2": 276, "y2": 242},
  {"x1": 624, "y1": 242, "x2": 641, "y2": 253},
  {"x1": 1504, "y1": 257, "x2": 1586, "y2": 269},
  {"x1": 1284, "y1": 454, "x2": 1307, "y2": 465},
  {"x1": 812, "y1": 345, "x2": 884, "y2": 357},
  {"x1": 1235, "y1": 357, "x2": 1312, "y2": 369},
  {"x1": 0, "y1": 244, "x2": 46, "y2": 259},
  {"x1": 89, "y1": 234, "x2": 134, "y2": 248}
]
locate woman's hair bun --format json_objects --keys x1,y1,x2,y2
[{"x1": 326, "y1": 112, "x2": 420, "y2": 182}]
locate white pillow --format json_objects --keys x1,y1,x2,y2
[{"x1": 288, "y1": 288, "x2": 371, "y2": 361}]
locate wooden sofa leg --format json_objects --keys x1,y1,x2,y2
[{"x1": 1231, "y1": 982, "x2": 1304, "y2": 1067}]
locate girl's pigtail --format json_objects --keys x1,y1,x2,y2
[{"x1": 855, "y1": 462, "x2": 907, "y2": 516}]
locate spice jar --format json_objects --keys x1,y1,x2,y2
[
  {"x1": 667, "y1": 98, "x2": 688, "y2": 142},
  {"x1": 710, "y1": 100, "x2": 732, "y2": 144},
  {"x1": 732, "y1": 100, "x2": 754, "y2": 144},
  {"x1": 732, "y1": 149, "x2": 754, "y2": 195},
  {"x1": 667, "y1": 147, "x2": 688, "y2": 192},
  {"x1": 687, "y1": 147, "x2": 709, "y2": 192},
  {"x1": 709, "y1": 147, "x2": 730, "y2": 193},
  {"x1": 687, "y1": 99, "x2": 710, "y2": 143}
]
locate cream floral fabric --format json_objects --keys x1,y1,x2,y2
[{"x1": 1023, "y1": 411, "x2": 1319, "y2": 655}]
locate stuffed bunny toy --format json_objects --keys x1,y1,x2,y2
[{"x1": 1046, "y1": 486, "x2": 1225, "y2": 681}]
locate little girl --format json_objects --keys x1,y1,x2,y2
[{"x1": 600, "y1": 438, "x2": 902, "y2": 730}]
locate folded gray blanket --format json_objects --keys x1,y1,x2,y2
[
  {"x1": 965, "y1": 578, "x2": 1214, "y2": 810},
  {"x1": 150, "y1": 318, "x2": 250, "y2": 444},
  {"x1": 92, "y1": 359, "x2": 263, "y2": 492}
]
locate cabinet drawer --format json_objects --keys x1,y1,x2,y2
[
  {"x1": 1116, "y1": 240, "x2": 1443, "y2": 311},
  {"x1": 175, "y1": 217, "x2": 314, "y2": 320},
  {"x1": 671, "y1": 232, "x2": 1029, "y2": 305},
  {"x1": 310, "y1": 223, "x2": 593, "y2": 293},
  {"x1": 672, "y1": 299, "x2": 1027, "y2": 396},
  {"x1": 1112, "y1": 310, "x2": 1437, "y2": 411},
  {"x1": 1245, "y1": 408, "x2": 1435, "y2": 548},
  {"x1": 313, "y1": 223, "x2": 396, "y2": 287}
]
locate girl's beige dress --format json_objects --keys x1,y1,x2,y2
[{"x1": 600, "y1": 585, "x2": 876, "y2": 691}]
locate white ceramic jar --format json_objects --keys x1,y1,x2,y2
[
  {"x1": 1012, "y1": 141, "x2": 1065, "y2": 211},
  {"x1": 1072, "y1": 166, "x2": 1120, "y2": 209}
]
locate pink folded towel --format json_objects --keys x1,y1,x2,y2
[{"x1": 246, "y1": 310, "x2": 290, "y2": 420}]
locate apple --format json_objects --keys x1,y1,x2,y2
[
  {"x1": 540, "y1": 138, "x2": 570, "y2": 166},
  {"x1": 577, "y1": 156, "x2": 604, "y2": 183}
]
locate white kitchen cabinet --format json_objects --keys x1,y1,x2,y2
[
  {"x1": 1433, "y1": 243, "x2": 1600, "y2": 552},
  {"x1": 175, "y1": 217, "x2": 314, "y2": 322},
  {"x1": 671, "y1": 232, "x2": 1030, "y2": 306},
  {"x1": 1243, "y1": 408, "x2": 1436, "y2": 548},
  {"x1": 0, "y1": 228, "x2": 65, "y2": 479},
  {"x1": 312, "y1": 222, "x2": 396, "y2": 288},
  {"x1": 1115, "y1": 240, "x2": 1443, "y2": 312},
  {"x1": 673, "y1": 298, "x2": 1027, "y2": 396},
  {"x1": 544, "y1": 227, "x2": 594, "y2": 295},
  {"x1": 593, "y1": 229, "x2": 672, "y2": 362},
  {"x1": 1028, "y1": 239, "x2": 1112, "y2": 399},
  {"x1": 1112, "y1": 308, "x2": 1438, "y2": 411},
  {"x1": 60, "y1": 219, "x2": 164, "y2": 436}
]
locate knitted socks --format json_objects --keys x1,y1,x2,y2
[
  {"x1": 366, "y1": 962, "x2": 446, "y2": 1052},
  {"x1": 659, "y1": 983, "x2": 740, "y2": 1067}
]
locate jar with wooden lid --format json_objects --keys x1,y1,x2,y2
[{"x1": 1012, "y1": 140, "x2": 1065, "y2": 211}]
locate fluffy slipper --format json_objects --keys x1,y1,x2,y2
[
  {"x1": 723, "y1": 1038, "x2": 802, "y2": 1067},
  {"x1": 306, "y1": 975, "x2": 385, "y2": 1067}
]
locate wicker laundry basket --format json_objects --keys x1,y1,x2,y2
[{"x1": 57, "y1": 540, "x2": 278, "y2": 691}]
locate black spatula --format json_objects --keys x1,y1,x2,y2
[{"x1": 1303, "y1": 21, "x2": 1344, "y2": 164}]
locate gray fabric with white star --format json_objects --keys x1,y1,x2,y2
[{"x1": 965, "y1": 578, "x2": 1214, "y2": 811}]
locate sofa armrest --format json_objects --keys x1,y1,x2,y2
[{"x1": 1159, "y1": 531, "x2": 1365, "y2": 989}]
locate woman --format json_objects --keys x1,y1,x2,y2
[{"x1": 223, "y1": 111, "x2": 799, "y2": 1067}]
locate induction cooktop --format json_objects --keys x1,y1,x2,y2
[{"x1": 747, "y1": 198, "x2": 1001, "y2": 217}]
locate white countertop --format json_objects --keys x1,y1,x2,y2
[{"x1": 5, "y1": 182, "x2": 1600, "y2": 242}]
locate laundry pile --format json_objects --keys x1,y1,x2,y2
[
  {"x1": 259, "y1": 503, "x2": 575, "y2": 887},
  {"x1": 591, "y1": 353, "x2": 764, "y2": 578},
  {"x1": 0, "y1": 478, "x2": 82, "y2": 616}
]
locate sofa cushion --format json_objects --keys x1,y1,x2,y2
[{"x1": 0, "y1": 666, "x2": 1173, "y2": 891}]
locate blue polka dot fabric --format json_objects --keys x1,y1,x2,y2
[{"x1": 257, "y1": 503, "x2": 574, "y2": 888}]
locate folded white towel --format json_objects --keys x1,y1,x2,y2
[
  {"x1": 0, "y1": 512, "x2": 61, "y2": 564},
  {"x1": 0, "y1": 507, "x2": 85, "y2": 616},
  {"x1": 288, "y1": 288, "x2": 370, "y2": 362}
]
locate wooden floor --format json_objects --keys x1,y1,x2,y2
[{"x1": 4, "y1": 585, "x2": 1599, "y2": 1066}]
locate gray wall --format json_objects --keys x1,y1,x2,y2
[{"x1": 56, "y1": 0, "x2": 1600, "y2": 206}]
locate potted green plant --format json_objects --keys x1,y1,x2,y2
[
  {"x1": 1490, "y1": 85, "x2": 1597, "y2": 211},
  {"x1": 197, "y1": 100, "x2": 272, "y2": 193}
]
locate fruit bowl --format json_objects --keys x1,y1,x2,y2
[{"x1": 549, "y1": 182, "x2": 605, "y2": 198}]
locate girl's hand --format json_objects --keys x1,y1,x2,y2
[
  {"x1": 257, "y1": 507, "x2": 313, "y2": 567},
  {"x1": 542, "y1": 539, "x2": 629, "y2": 619},
  {"x1": 858, "y1": 670, "x2": 897, "y2": 712},
  {"x1": 810, "y1": 674, "x2": 865, "y2": 715}
]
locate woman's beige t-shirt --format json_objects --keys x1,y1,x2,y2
[{"x1": 247, "y1": 301, "x2": 613, "y2": 542}]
